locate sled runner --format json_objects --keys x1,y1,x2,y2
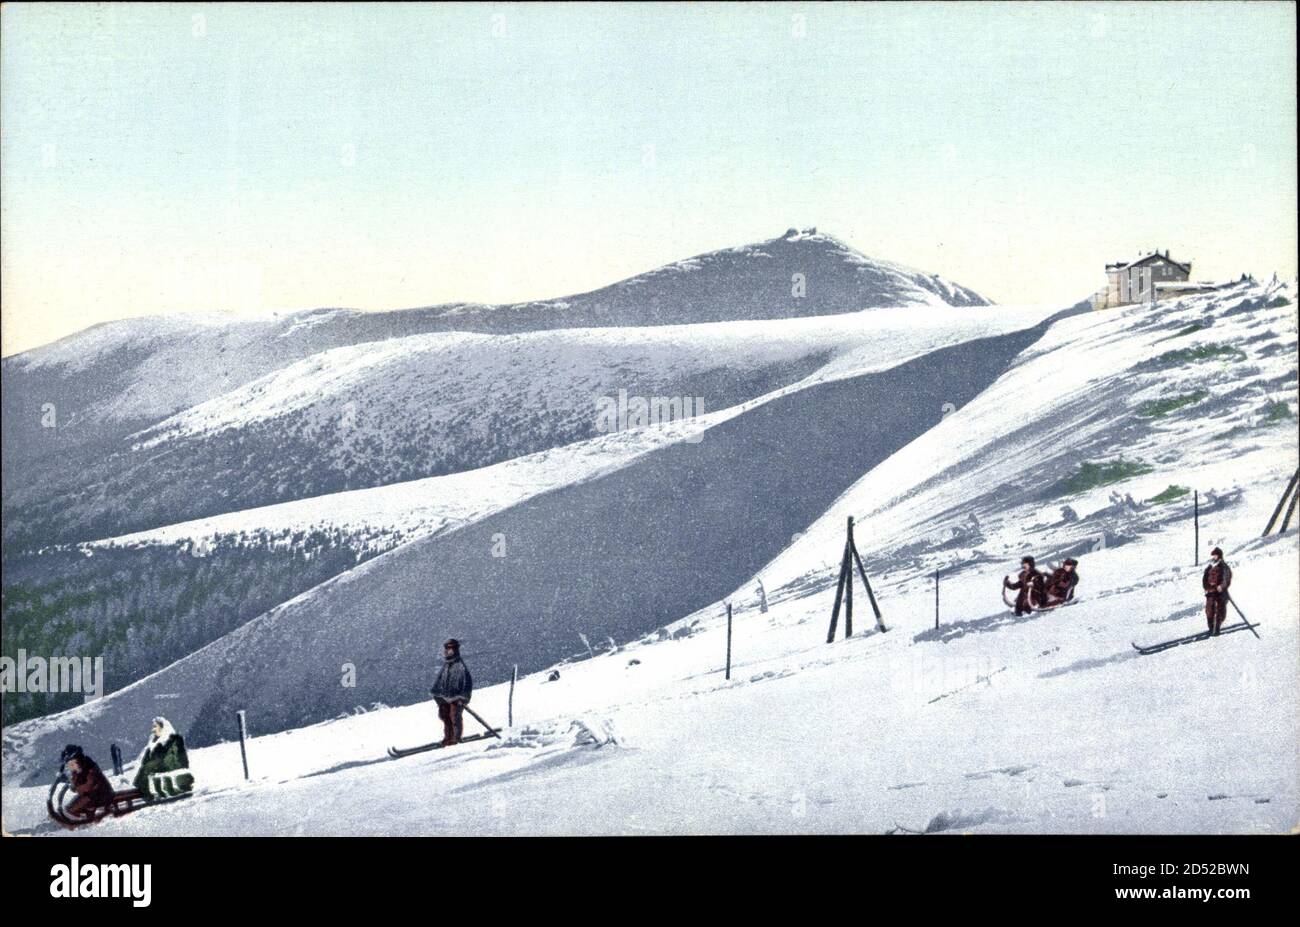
[
  {"x1": 1001, "y1": 579, "x2": 1074, "y2": 612},
  {"x1": 46, "y1": 774, "x2": 190, "y2": 829},
  {"x1": 1131, "y1": 620, "x2": 1261, "y2": 655}
]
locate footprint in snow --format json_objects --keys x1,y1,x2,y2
[
  {"x1": 922, "y1": 807, "x2": 1019, "y2": 833},
  {"x1": 964, "y1": 764, "x2": 1035, "y2": 780}
]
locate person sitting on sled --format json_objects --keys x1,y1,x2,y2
[
  {"x1": 430, "y1": 638, "x2": 473, "y2": 746},
  {"x1": 1043, "y1": 558, "x2": 1080, "y2": 606},
  {"x1": 1003, "y1": 556, "x2": 1046, "y2": 615},
  {"x1": 1202, "y1": 546, "x2": 1233, "y2": 636},
  {"x1": 60, "y1": 744, "x2": 115, "y2": 820},
  {"x1": 133, "y1": 716, "x2": 194, "y2": 800}
]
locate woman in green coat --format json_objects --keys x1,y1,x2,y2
[{"x1": 133, "y1": 716, "x2": 195, "y2": 800}]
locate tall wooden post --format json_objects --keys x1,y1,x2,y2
[
  {"x1": 235, "y1": 710, "x2": 250, "y2": 781},
  {"x1": 508, "y1": 664, "x2": 518, "y2": 727},
  {"x1": 935, "y1": 568, "x2": 940, "y2": 629},
  {"x1": 850, "y1": 540, "x2": 886, "y2": 631},
  {"x1": 828, "y1": 516, "x2": 887, "y2": 641},
  {"x1": 826, "y1": 540, "x2": 851, "y2": 643},
  {"x1": 725, "y1": 602, "x2": 733, "y2": 680},
  {"x1": 1283, "y1": 486, "x2": 1300, "y2": 533},
  {"x1": 1262, "y1": 468, "x2": 1300, "y2": 535},
  {"x1": 843, "y1": 523, "x2": 854, "y2": 639}
]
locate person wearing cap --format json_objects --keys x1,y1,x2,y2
[
  {"x1": 1044, "y1": 558, "x2": 1080, "y2": 606},
  {"x1": 1202, "y1": 547, "x2": 1233, "y2": 635},
  {"x1": 430, "y1": 638, "x2": 473, "y2": 746},
  {"x1": 1003, "y1": 556, "x2": 1046, "y2": 615}
]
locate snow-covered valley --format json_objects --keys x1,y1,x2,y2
[{"x1": 3, "y1": 277, "x2": 1295, "y2": 835}]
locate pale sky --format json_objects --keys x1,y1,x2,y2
[{"x1": 2, "y1": 1, "x2": 1296, "y2": 356}]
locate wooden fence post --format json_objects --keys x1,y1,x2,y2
[
  {"x1": 725, "y1": 602, "x2": 733, "y2": 680},
  {"x1": 1194, "y1": 490, "x2": 1199, "y2": 565},
  {"x1": 508, "y1": 664, "x2": 517, "y2": 727},
  {"x1": 236, "y1": 710, "x2": 250, "y2": 781},
  {"x1": 935, "y1": 568, "x2": 940, "y2": 630}
]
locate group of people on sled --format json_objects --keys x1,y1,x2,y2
[
  {"x1": 1003, "y1": 545, "x2": 1236, "y2": 633},
  {"x1": 56, "y1": 715, "x2": 194, "y2": 827},
  {"x1": 1003, "y1": 555, "x2": 1079, "y2": 615},
  {"x1": 55, "y1": 641, "x2": 475, "y2": 826}
]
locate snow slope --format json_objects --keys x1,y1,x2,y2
[
  {"x1": 7, "y1": 308, "x2": 1033, "y2": 551},
  {"x1": 89, "y1": 304, "x2": 1055, "y2": 551},
  {"x1": 3, "y1": 280, "x2": 1294, "y2": 834},
  {"x1": 2, "y1": 303, "x2": 1062, "y2": 780}
]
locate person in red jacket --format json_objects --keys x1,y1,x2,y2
[
  {"x1": 60, "y1": 744, "x2": 115, "y2": 820},
  {"x1": 1202, "y1": 547, "x2": 1233, "y2": 635},
  {"x1": 1003, "y1": 556, "x2": 1046, "y2": 615}
]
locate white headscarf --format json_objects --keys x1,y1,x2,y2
[{"x1": 137, "y1": 716, "x2": 177, "y2": 764}]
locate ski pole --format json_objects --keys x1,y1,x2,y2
[
  {"x1": 462, "y1": 703, "x2": 503, "y2": 738},
  {"x1": 1225, "y1": 595, "x2": 1261, "y2": 639}
]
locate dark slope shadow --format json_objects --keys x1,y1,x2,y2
[
  {"x1": 912, "y1": 608, "x2": 1044, "y2": 643},
  {"x1": 9, "y1": 318, "x2": 1056, "y2": 779}
]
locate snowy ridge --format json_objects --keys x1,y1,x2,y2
[
  {"x1": 84, "y1": 304, "x2": 1054, "y2": 551},
  {"x1": 2, "y1": 229, "x2": 988, "y2": 467},
  {"x1": 3, "y1": 280, "x2": 1294, "y2": 835},
  {"x1": 9, "y1": 304, "x2": 1051, "y2": 551},
  {"x1": 133, "y1": 304, "x2": 1044, "y2": 451}
]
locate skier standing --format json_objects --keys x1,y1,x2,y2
[
  {"x1": 430, "y1": 638, "x2": 473, "y2": 746},
  {"x1": 1003, "y1": 556, "x2": 1046, "y2": 615},
  {"x1": 1202, "y1": 547, "x2": 1233, "y2": 635}
]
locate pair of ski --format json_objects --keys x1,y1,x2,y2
[
  {"x1": 1132, "y1": 620, "x2": 1260, "y2": 655},
  {"x1": 1132, "y1": 594, "x2": 1261, "y2": 655},
  {"x1": 387, "y1": 703, "x2": 502, "y2": 759}
]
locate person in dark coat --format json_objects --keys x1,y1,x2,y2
[
  {"x1": 1004, "y1": 556, "x2": 1046, "y2": 615},
  {"x1": 430, "y1": 638, "x2": 473, "y2": 746},
  {"x1": 1044, "y1": 558, "x2": 1080, "y2": 605},
  {"x1": 1202, "y1": 547, "x2": 1233, "y2": 635},
  {"x1": 61, "y1": 744, "x2": 115, "y2": 819},
  {"x1": 133, "y1": 716, "x2": 194, "y2": 800}
]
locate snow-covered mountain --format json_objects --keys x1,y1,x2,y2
[
  {"x1": 395, "y1": 228, "x2": 991, "y2": 332},
  {"x1": 91, "y1": 305, "x2": 1051, "y2": 552},
  {"x1": 1, "y1": 229, "x2": 987, "y2": 484},
  {"x1": 2, "y1": 278, "x2": 1293, "y2": 833},
  {"x1": 2, "y1": 302, "x2": 1058, "y2": 767}
]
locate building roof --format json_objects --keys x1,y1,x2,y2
[{"x1": 1108, "y1": 250, "x2": 1192, "y2": 274}]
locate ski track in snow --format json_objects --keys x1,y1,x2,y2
[{"x1": 3, "y1": 279, "x2": 1297, "y2": 835}]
